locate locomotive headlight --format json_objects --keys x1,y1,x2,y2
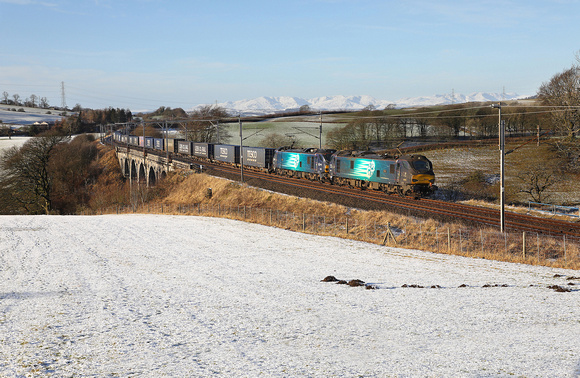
[{"x1": 412, "y1": 174, "x2": 435, "y2": 184}]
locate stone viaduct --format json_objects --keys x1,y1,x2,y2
[{"x1": 115, "y1": 146, "x2": 193, "y2": 186}]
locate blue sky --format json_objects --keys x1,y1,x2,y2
[{"x1": 1, "y1": 0, "x2": 579, "y2": 111}]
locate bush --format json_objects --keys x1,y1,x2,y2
[{"x1": 444, "y1": 170, "x2": 498, "y2": 201}]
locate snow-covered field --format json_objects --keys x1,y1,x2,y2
[
  {"x1": 0, "y1": 136, "x2": 31, "y2": 151},
  {"x1": 1, "y1": 215, "x2": 579, "y2": 376}
]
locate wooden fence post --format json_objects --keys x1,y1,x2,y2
[
  {"x1": 382, "y1": 222, "x2": 397, "y2": 246},
  {"x1": 537, "y1": 233, "x2": 540, "y2": 261},
  {"x1": 447, "y1": 228, "x2": 451, "y2": 252},
  {"x1": 522, "y1": 232, "x2": 526, "y2": 259}
]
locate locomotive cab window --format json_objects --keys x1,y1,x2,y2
[
  {"x1": 390, "y1": 165, "x2": 395, "y2": 174},
  {"x1": 377, "y1": 170, "x2": 380, "y2": 178},
  {"x1": 336, "y1": 159, "x2": 341, "y2": 172},
  {"x1": 412, "y1": 160, "x2": 431, "y2": 173},
  {"x1": 350, "y1": 160, "x2": 354, "y2": 169}
]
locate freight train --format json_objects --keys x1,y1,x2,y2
[{"x1": 113, "y1": 132, "x2": 437, "y2": 196}]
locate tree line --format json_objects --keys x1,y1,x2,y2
[
  {"x1": 133, "y1": 105, "x2": 231, "y2": 143},
  {"x1": 40, "y1": 107, "x2": 134, "y2": 136},
  {"x1": 1, "y1": 91, "x2": 50, "y2": 109},
  {"x1": 326, "y1": 103, "x2": 548, "y2": 151}
]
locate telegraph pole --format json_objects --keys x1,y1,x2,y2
[
  {"x1": 491, "y1": 103, "x2": 505, "y2": 232},
  {"x1": 239, "y1": 115, "x2": 244, "y2": 183},
  {"x1": 319, "y1": 111, "x2": 322, "y2": 149}
]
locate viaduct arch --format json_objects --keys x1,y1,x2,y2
[{"x1": 116, "y1": 147, "x2": 171, "y2": 187}]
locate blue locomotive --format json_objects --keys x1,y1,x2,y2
[
  {"x1": 329, "y1": 151, "x2": 436, "y2": 195},
  {"x1": 272, "y1": 147, "x2": 336, "y2": 181}
]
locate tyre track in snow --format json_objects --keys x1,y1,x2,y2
[
  {"x1": 41, "y1": 216, "x2": 222, "y2": 375},
  {"x1": 24, "y1": 216, "x2": 277, "y2": 375}
]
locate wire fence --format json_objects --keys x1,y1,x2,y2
[
  {"x1": 528, "y1": 201, "x2": 580, "y2": 219},
  {"x1": 81, "y1": 202, "x2": 580, "y2": 269}
]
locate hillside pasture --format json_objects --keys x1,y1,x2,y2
[
  {"x1": 220, "y1": 119, "x2": 346, "y2": 147},
  {"x1": 427, "y1": 140, "x2": 580, "y2": 206}
]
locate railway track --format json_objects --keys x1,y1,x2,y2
[
  {"x1": 188, "y1": 156, "x2": 580, "y2": 239},
  {"x1": 121, "y1": 145, "x2": 580, "y2": 239}
]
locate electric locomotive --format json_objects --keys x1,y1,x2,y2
[
  {"x1": 272, "y1": 147, "x2": 336, "y2": 181},
  {"x1": 329, "y1": 151, "x2": 436, "y2": 196}
]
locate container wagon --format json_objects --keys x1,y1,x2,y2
[
  {"x1": 214, "y1": 144, "x2": 240, "y2": 164},
  {"x1": 177, "y1": 140, "x2": 193, "y2": 155},
  {"x1": 193, "y1": 143, "x2": 215, "y2": 159},
  {"x1": 242, "y1": 146, "x2": 275, "y2": 169}
]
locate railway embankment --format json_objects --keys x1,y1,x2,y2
[{"x1": 84, "y1": 170, "x2": 580, "y2": 270}]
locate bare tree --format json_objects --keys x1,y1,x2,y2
[
  {"x1": 537, "y1": 65, "x2": 580, "y2": 140},
  {"x1": 0, "y1": 134, "x2": 69, "y2": 214},
  {"x1": 30, "y1": 94, "x2": 38, "y2": 108},
  {"x1": 131, "y1": 125, "x2": 162, "y2": 138},
  {"x1": 433, "y1": 105, "x2": 466, "y2": 137},
  {"x1": 258, "y1": 132, "x2": 300, "y2": 148},
  {"x1": 516, "y1": 167, "x2": 557, "y2": 203},
  {"x1": 40, "y1": 97, "x2": 49, "y2": 108},
  {"x1": 1, "y1": 91, "x2": 9, "y2": 104},
  {"x1": 12, "y1": 94, "x2": 20, "y2": 106},
  {"x1": 182, "y1": 105, "x2": 230, "y2": 142}
]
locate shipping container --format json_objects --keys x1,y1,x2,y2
[
  {"x1": 213, "y1": 144, "x2": 240, "y2": 164},
  {"x1": 177, "y1": 140, "x2": 193, "y2": 155},
  {"x1": 138, "y1": 136, "x2": 145, "y2": 147},
  {"x1": 145, "y1": 137, "x2": 154, "y2": 149},
  {"x1": 192, "y1": 143, "x2": 214, "y2": 159},
  {"x1": 167, "y1": 138, "x2": 183, "y2": 153},
  {"x1": 242, "y1": 146, "x2": 275, "y2": 168},
  {"x1": 153, "y1": 138, "x2": 164, "y2": 151}
]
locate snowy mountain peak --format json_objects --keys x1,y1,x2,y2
[{"x1": 195, "y1": 92, "x2": 526, "y2": 115}]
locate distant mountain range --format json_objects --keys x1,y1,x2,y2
[{"x1": 202, "y1": 92, "x2": 528, "y2": 116}]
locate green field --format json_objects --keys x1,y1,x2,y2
[{"x1": 220, "y1": 118, "x2": 346, "y2": 148}]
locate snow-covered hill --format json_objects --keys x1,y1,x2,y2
[
  {"x1": 203, "y1": 92, "x2": 526, "y2": 115},
  {"x1": 1, "y1": 215, "x2": 579, "y2": 376},
  {"x1": 0, "y1": 104, "x2": 65, "y2": 125}
]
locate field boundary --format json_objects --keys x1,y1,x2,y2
[{"x1": 81, "y1": 201, "x2": 580, "y2": 270}]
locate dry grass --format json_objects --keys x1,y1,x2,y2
[{"x1": 88, "y1": 170, "x2": 580, "y2": 271}]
